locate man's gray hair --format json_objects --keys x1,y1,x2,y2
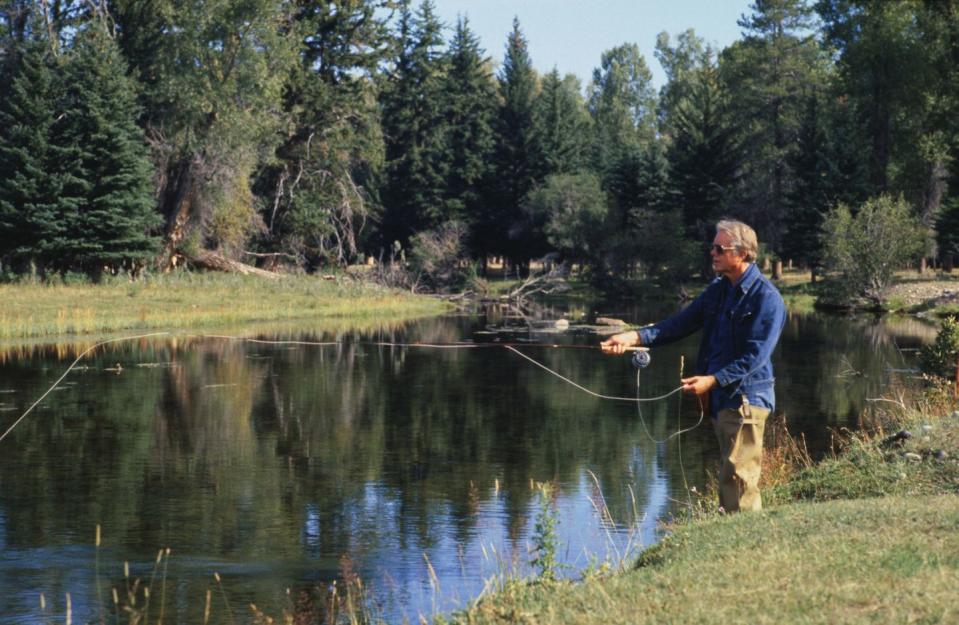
[{"x1": 716, "y1": 219, "x2": 759, "y2": 263}]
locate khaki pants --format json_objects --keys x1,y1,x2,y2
[{"x1": 713, "y1": 403, "x2": 770, "y2": 512}]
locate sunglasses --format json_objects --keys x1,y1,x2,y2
[{"x1": 710, "y1": 244, "x2": 738, "y2": 254}]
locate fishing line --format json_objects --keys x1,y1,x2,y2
[
  {"x1": 0, "y1": 332, "x2": 169, "y2": 444},
  {"x1": 502, "y1": 345, "x2": 684, "y2": 403},
  {"x1": 0, "y1": 333, "x2": 690, "y2": 445},
  {"x1": 201, "y1": 335, "x2": 686, "y2": 403},
  {"x1": 633, "y1": 366, "x2": 705, "y2": 444}
]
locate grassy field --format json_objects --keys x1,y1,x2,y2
[
  {"x1": 440, "y1": 383, "x2": 959, "y2": 625},
  {"x1": 0, "y1": 272, "x2": 451, "y2": 339}
]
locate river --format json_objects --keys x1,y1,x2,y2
[{"x1": 0, "y1": 302, "x2": 935, "y2": 623}]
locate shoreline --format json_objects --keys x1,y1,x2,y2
[{"x1": 0, "y1": 272, "x2": 452, "y2": 341}]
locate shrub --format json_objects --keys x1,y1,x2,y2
[
  {"x1": 919, "y1": 317, "x2": 959, "y2": 379},
  {"x1": 408, "y1": 221, "x2": 477, "y2": 292},
  {"x1": 820, "y1": 195, "x2": 925, "y2": 306}
]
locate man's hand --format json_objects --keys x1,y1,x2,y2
[
  {"x1": 600, "y1": 331, "x2": 639, "y2": 354},
  {"x1": 681, "y1": 375, "x2": 717, "y2": 395}
]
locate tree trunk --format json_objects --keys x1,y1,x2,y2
[
  {"x1": 192, "y1": 250, "x2": 283, "y2": 280},
  {"x1": 773, "y1": 260, "x2": 783, "y2": 280},
  {"x1": 159, "y1": 159, "x2": 197, "y2": 267}
]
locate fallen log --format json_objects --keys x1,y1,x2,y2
[{"x1": 190, "y1": 250, "x2": 284, "y2": 280}]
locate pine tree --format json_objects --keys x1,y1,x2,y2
[
  {"x1": 782, "y1": 92, "x2": 838, "y2": 270},
  {"x1": 668, "y1": 58, "x2": 739, "y2": 243},
  {"x1": 530, "y1": 69, "x2": 591, "y2": 180},
  {"x1": 440, "y1": 17, "x2": 497, "y2": 231},
  {"x1": 53, "y1": 27, "x2": 159, "y2": 275},
  {"x1": 721, "y1": 0, "x2": 827, "y2": 251},
  {"x1": 486, "y1": 17, "x2": 538, "y2": 268},
  {"x1": 380, "y1": 0, "x2": 448, "y2": 246},
  {"x1": 0, "y1": 39, "x2": 63, "y2": 272}
]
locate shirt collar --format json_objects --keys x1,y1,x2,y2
[{"x1": 733, "y1": 263, "x2": 759, "y2": 294}]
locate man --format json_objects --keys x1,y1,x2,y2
[{"x1": 601, "y1": 220, "x2": 786, "y2": 512}]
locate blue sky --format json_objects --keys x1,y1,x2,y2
[{"x1": 430, "y1": 0, "x2": 754, "y2": 89}]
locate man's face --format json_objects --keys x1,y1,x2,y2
[{"x1": 710, "y1": 230, "x2": 746, "y2": 277}]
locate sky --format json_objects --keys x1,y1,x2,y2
[{"x1": 430, "y1": 0, "x2": 754, "y2": 89}]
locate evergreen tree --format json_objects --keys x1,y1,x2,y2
[
  {"x1": 668, "y1": 57, "x2": 739, "y2": 243},
  {"x1": 632, "y1": 142, "x2": 671, "y2": 219},
  {"x1": 530, "y1": 69, "x2": 591, "y2": 180},
  {"x1": 0, "y1": 39, "x2": 62, "y2": 271},
  {"x1": 380, "y1": 0, "x2": 448, "y2": 246},
  {"x1": 262, "y1": 0, "x2": 392, "y2": 266},
  {"x1": 53, "y1": 27, "x2": 159, "y2": 275},
  {"x1": 486, "y1": 17, "x2": 538, "y2": 268},
  {"x1": 439, "y1": 17, "x2": 497, "y2": 231},
  {"x1": 782, "y1": 92, "x2": 837, "y2": 270},
  {"x1": 782, "y1": 90, "x2": 870, "y2": 270},
  {"x1": 721, "y1": 0, "x2": 827, "y2": 251}
]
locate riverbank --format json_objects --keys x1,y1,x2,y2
[
  {"x1": 439, "y1": 383, "x2": 959, "y2": 624},
  {"x1": 0, "y1": 272, "x2": 451, "y2": 339}
]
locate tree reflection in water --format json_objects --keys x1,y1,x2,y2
[{"x1": 0, "y1": 306, "x2": 931, "y2": 623}]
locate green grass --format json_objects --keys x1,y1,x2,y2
[
  {"x1": 441, "y1": 384, "x2": 959, "y2": 625},
  {"x1": 0, "y1": 272, "x2": 451, "y2": 339},
  {"x1": 442, "y1": 495, "x2": 959, "y2": 625}
]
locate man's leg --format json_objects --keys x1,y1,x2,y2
[{"x1": 713, "y1": 404, "x2": 770, "y2": 512}]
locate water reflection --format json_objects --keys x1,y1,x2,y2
[{"x1": 0, "y1": 307, "x2": 933, "y2": 623}]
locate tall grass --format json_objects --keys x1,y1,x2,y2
[{"x1": 0, "y1": 272, "x2": 450, "y2": 339}]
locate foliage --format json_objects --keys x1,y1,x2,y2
[
  {"x1": 263, "y1": 0, "x2": 392, "y2": 268},
  {"x1": 588, "y1": 43, "x2": 657, "y2": 159},
  {"x1": 667, "y1": 53, "x2": 738, "y2": 243},
  {"x1": 439, "y1": 17, "x2": 497, "y2": 231},
  {"x1": 721, "y1": 0, "x2": 828, "y2": 250},
  {"x1": 115, "y1": 0, "x2": 298, "y2": 261},
  {"x1": 631, "y1": 209, "x2": 702, "y2": 285},
  {"x1": 531, "y1": 482, "x2": 561, "y2": 582},
  {"x1": 3, "y1": 0, "x2": 959, "y2": 283},
  {"x1": 530, "y1": 69, "x2": 592, "y2": 179},
  {"x1": 524, "y1": 173, "x2": 608, "y2": 265},
  {"x1": 919, "y1": 316, "x2": 959, "y2": 379},
  {"x1": 0, "y1": 27, "x2": 158, "y2": 279},
  {"x1": 0, "y1": 38, "x2": 62, "y2": 272},
  {"x1": 820, "y1": 195, "x2": 926, "y2": 305},
  {"x1": 487, "y1": 17, "x2": 539, "y2": 267},
  {"x1": 380, "y1": 0, "x2": 449, "y2": 245},
  {"x1": 55, "y1": 26, "x2": 160, "y2": 275},
  {"x1": 654, "y1": 28, "x2": 713, "y2": 134}
]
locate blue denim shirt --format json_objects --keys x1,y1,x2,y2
[{"x1": 638, "y1": 263, "x2": 786, "y2": 414}]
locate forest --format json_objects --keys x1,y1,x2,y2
[{"x1": 0, "y1": 0, "x2": 956, "y2": 295}]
